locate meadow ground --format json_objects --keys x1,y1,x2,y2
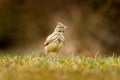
[{"x1": 0, "y1": 53, "x2": 120, "y2": 80}]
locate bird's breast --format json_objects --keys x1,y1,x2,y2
[{"x1": 45, "y1": 42, "x2": 64, "y2": 52}]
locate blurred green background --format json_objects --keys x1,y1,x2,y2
[{"x1": 0, "y1": 0, "x2": 120, "y2": 55}]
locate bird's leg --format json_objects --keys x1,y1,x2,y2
[{"x1": 45, "y1": 51, "x2": 48, "y2": 56}]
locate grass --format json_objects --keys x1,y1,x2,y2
[{"x1": 0, "y1": 53, "x2": 119, "y2": 80}]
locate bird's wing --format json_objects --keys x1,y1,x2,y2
[{"x1": 44, "y1": 34, "x2": 54, "y2": 46}]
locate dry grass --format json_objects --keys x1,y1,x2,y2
[{"x1": 0, "y1": 53, "x2": 119, "y2": 80}]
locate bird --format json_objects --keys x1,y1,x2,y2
[{"x1": 44, "y1": 22, "x2": 67, "y2": 55}]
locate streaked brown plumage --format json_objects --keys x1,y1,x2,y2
[{"x1": 44, "y1": 22, "x2": 67, "y2": 55}]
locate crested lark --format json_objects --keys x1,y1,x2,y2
[{"x1": 44, "y1": 22, "x2": 67, "y2": 55}]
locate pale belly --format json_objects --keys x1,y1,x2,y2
[{"x1": 45, "y1": 42, "x2": 64, "y2": 53}]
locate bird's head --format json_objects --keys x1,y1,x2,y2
[{"x1": 54, "y1": 22, "x2": 67, "y2": 33}]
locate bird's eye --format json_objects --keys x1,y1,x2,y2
[{"x1": 59, "y1": 27, "x2": 63, "y2": 28}]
